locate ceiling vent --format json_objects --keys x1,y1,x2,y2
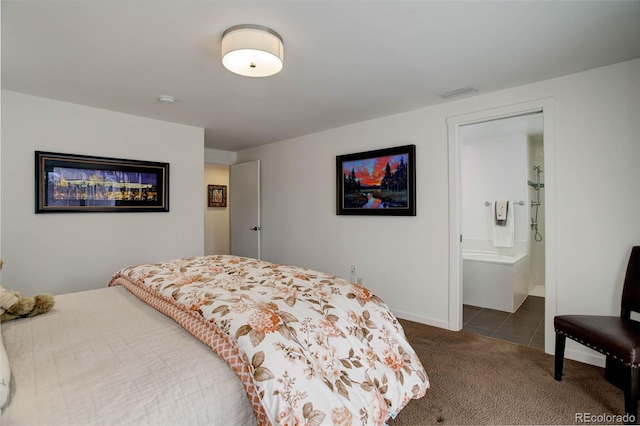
[{"x1": 438, "y1": 86, "x2": 478, "y2": 99}]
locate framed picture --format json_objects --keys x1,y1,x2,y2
[
  {"x1": 208, "y1": 185, "x2": 227, "y2": 208},
  {"x1": 336, "y1": 144, "x2": 416, "y2": 216},
  {"x1": 35, "y1": 151, "x2": 169, "y2": 213}
]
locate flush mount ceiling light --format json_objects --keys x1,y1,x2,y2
[{"x1": 221, "y1": 24, "x2": 284, "y2": 77}]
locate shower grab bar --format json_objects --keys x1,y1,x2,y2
[{"x1": 484, "y1": 201, "x2": 525, "y2": 206}]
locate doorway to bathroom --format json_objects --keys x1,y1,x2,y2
[
  {"x1": 459, "y1": 112, "x2": 546, "y2": 348},
  {"x1": 446, "y1": 98, "x2": 556, "y2": 354}
]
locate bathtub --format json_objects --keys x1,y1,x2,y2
[{"x1": 463, "y1": 251, "x2": 529, "y2": 313}]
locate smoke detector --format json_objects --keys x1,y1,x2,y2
[{"x1": 158, "y1": 95, "x2": 176, "y2": 104}]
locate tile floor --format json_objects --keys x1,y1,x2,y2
[{"x1": 463, "y1": 295, "x2": 545, "y2": 349}]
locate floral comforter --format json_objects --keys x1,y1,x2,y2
[{"x1": 109, "y1": 255, "x2": 429, "y2": 426}]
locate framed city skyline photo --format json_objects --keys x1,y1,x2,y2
[
  {"x1": 35, "y1": 151, "x2": 169, "y2": 213},
  {"x1": 208, "y1": 184, "x2": 227, "y2": 208},
  {"x1": 336, "y1": 144, "x2": 416, "y2": 216}
]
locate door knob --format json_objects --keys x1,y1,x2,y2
[{"x1": 250, "y1": 226, "x2": 261, "y2": 231}]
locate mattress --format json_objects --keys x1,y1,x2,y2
[{"x1": 0, "y1": 286, "x2": 255, "y2": 426}]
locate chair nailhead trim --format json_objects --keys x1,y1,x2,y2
[{"x1": 555, "y1": 329, "x2": 640, "y2": 368}]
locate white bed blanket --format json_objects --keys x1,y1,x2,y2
[{"x1": 0, "y1": 286, "x2": 255, "y2": 426}]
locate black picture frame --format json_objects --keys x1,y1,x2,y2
[
  {"x1": 336, "y1": 144, "x2": 416, "y2": 216},
  {"x1": 35, "y1": 151, "x2": 169, "y2": 213},
  {"x1": 208, "y1": 185, "x2": 227, "y2": 208}
]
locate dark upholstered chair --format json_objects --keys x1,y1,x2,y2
[{"x1": 555, "y1": 246, "x2": 640, "y2": 424}]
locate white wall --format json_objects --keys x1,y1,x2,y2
[
  {"x1": 461, "y1": 133, "x2": 528, "y2": 253},
  {"x1": 1, "y1": 91, "x2": 205, "y2": 295},
  {"x1": 0, "y1": 8, "x2": 3, "y2": 273},
  {"x1": 237, "y1": 59, "x2": 640, "y2": 362},
  {"x1": 204, "y1": 148, "x2": 236, "y2": 166},
  {"x1": 204, "y1": 164, "x2": 230, "y2": 255}
]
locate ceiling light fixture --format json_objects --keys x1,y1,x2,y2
[{"x1": 221, "y1": 24, "x2": 284, "y2": 77}]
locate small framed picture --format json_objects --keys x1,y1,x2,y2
[{"x1": 208, "y1": 185, "x2": 227, "y2": 207}]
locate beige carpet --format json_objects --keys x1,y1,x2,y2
[{"x1": 388, "y1": 319, "x2": 626, "y2": 425}]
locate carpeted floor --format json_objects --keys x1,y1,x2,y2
[{"x1": 388, "y1": 319, "x2": 626, "y2": 425}]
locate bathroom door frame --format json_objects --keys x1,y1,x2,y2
[{"x1": 446, "y1": 97, "x2": 557, "y2": 354}]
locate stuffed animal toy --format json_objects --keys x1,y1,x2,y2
[{"x1": 0, "y1": 260, "x2": 55, "y2": 323}]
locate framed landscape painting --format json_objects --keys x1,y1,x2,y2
[
  {"x1": 336, "y1": 144, "x2": 416, "y2": 216},
  {"x1": 35, "y1": 151, "x2": 169, "y2": 213}
]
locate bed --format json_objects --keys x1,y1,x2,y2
[{"x1": 1, "y1": 255, "x2": 429, "y2": 425}]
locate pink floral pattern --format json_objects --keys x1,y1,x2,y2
[{"x1": 113, "y1": 255, "x2": 429, "y2": 426}]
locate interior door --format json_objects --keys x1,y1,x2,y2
[{"x1": 230, "y1": 160, "x2": 260, "y2": 259}]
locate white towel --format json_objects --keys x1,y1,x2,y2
[{"x1": 492, "y1": 201, "x2": 514, "y2": 247}]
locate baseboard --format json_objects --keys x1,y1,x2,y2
[
  {"x1": 392, "y1": 309, "x2": 449, "y2": 330},
  {"x1": 564, "y1": 346, "x2": 606, "y2": 368},
  {"x1": 392, "y1": 310, "x2": 607, "y2": 369}
]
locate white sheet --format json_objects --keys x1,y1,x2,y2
[{"x1": 0, "y1": 286, "x2": 255, "y2": 426}]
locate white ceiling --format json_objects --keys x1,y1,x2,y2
[{"x1": 3, "y1": 1, "x2": 640, "y2": 151}]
